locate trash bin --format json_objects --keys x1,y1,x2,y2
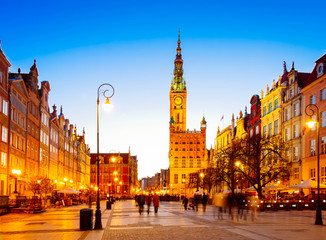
[
  {"x1": 80, "y1": 208, "x2": 93, "y2": 230},
  {"x1": 107, "y1": 200, "x2": 111, "y2": 209}
]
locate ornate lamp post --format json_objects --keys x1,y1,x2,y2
[
  {"x1": 305, "y1": 103, "x2": 323, "y2": 225},
  {"x1": 94, "y1": 83, "x2": 115, "y2": 230}
]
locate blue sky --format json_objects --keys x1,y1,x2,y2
[{"x1": 1, "y1": 0, "x2": 326, "y2": 178}]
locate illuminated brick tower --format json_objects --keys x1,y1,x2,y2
[{"x1": 169, "y1": 31, "x2": 207, "y2": 196}]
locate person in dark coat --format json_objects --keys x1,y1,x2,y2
[
  {"x1": 202, "y1": 193, "x2": 208, "y2": 212},
  {"x1": 182, "y1": 196, "x2": 189, "y2": 210},
  {"x1": 145, "y1": 194, "x2": 152, "y2": 215},
  {"x1": 153, "y1": 193, "x2": 160, "y2": 213},
  {"x1": 138, "y1": 194, "x2": 145, "y2": 215},
  {"x1": 194, "y1": 194, "x2": 201, "y2": 212}
]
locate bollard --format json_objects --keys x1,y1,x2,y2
[
  {"x1": 107, "y1": 200, "x2": 111, "y2": 210},
  {"x1": 80, "y1": 208, "x2": 93, "y2": 231}
]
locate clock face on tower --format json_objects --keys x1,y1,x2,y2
[{"x1": 174, "y1": 96, "x2": 183, "y2": 106}]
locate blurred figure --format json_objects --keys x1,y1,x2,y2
[
  {"x1": 212, "y1": 194, "x2": 219, "y2": 218},
  {"x1": 202, "y1": 193, "x2": 208, "y2": 212},
  {"x1": 194, "y1": 193, "x2": 201, "y2": 212},
  {"x1": 145, "y1": 194, "x2": 152, "y2": 215},
  {"x1": 135, "y1": 195, "x2": 138, "y2": 207},
  {"x1": 213, "y1": 193, "x2": 226, "y2": 220},
  {"x1": 235, "y1": 193, "x2": 247, "y2": 221},
  {"x1": 153, "y1": 193, "x2": 160, "y2": 214},
  {"x1": 248, "y1": 195, "x2": 258, "y2": 221},
  {"x1": 138, "y1": 194, "x2": 145, "y2": 215},
  {"x1": 227, "y1": 194, "x2": 235, "y2": 220},
  {"x1": 182, "y1": 196, "x2": 189, "y2": 210}
]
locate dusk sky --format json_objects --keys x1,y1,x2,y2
[{"x1": 1, "y1": 0, "x2": 326, "y2": 178}]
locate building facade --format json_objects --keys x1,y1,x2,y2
[
  {"x1": 0, "y1": 44, "x2": 10, "y2": 196},
  {"x1": 302, "y1": 54, "x2": 326, "y2": 187},
  {"x1": 0, "y1": 45, "x2": 91, "y2": 197},
  {"x1": 90, "y1": 152, "x2": 138, "y2": 197},
  {"x1": 281, "y1": 64, "x2": 310, "y2": 186}
]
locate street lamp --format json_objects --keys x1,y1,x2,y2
[
  {"x1": 197, "y1": 172, "x2": 204, "y2": 191},
  {"x1": 95, "y1": 83, "x2": 115, "y2": 230},
  {"x1": 305, "y1": 103, "x2": 323, "y2": 225},
  {"x1": 64, "y1": 178, "x2": 67, "y2": 188}
]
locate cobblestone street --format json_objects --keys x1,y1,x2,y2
[{"x1": 1, "y1": 200, "x2": 326, "y2": 240}]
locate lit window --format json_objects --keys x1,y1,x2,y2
[
  {"x1": 174, "y1": 158, "x2": 178, "y2": 168},
  {"x1": 310, "y1": 94, "x2": 316, "y2": 105},
  {"x1": 274, "y1": 98, "x2": 279, "y2": 109},
  {"x1": 310, "y1": 140, "x2": 316, "y2": 156},
  {"x1": 263, "y1": 126, "x2": 267, "y2": 138},
  {"x1": 182, "y1": 158, "x2": 186, "y2": 168},
  {"x1": 2, "y1": 100, "x2": 7, "y2": 116},
  {"x1": 321, "y1": 136, "x2": 326, "y2": 154},
  {"x1": 310, "y1": 168, "x2": 316, "y2": 180},
  {"x1": 322, "y1": 111, "x2": 326, "y2": 128},
  {"x1": 274, "y1": 120, "x2": 279, "y2": 135},
  {"x1": 293, "y1": 146, "x2": 299, "y2": 161},
  {"x1": 293, "y1": 125, "x2": 299, "y2": 138},
  {"x1": 322, "y1": 167, "x2": 326, "y2": 185},
  {"x1": 174, "y1": 174, "x2": 178, "y2": 184},
  {"x1": 285, "y1": 128, "x2": 290, "y2": 141},
  {"x1": 294, "y1": 103, "x2": 299, "y2": 117},
  {"x1": 321, "y1": 89, "x2": 326, "y2": 101},
  {"x1": 268, "y1": 123, "x2": 272, "y2": 137},
  {"x1": 0, "y1": 152, "x2": 6, "y2": 167},
  {"x1": 268, "y1": 102, "x2": 273, "y2": 113},
  {"x1": 1, "y1": 126, "x2": 7, "y2": 143}
]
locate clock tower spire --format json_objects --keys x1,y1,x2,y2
[{"x1": 170, "y1": 29, "x2": 187, "y2": 132}]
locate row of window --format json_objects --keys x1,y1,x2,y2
[
  {"x1": 29, "y1": 102, "x2": 39, "y2": 119},
  {"x1": 11, "y1": 108, "x2": 26, "y2": 128},
  {"x1": 284, "y1": 124, "x2": 300, "y2": 141},
  {"x1": 41, "y1": 112, "x2": 49, "y2": 127},
  {"x1": 310, "y1": 89, "x2": 326, "y2": 105},
  {"x1": 173, "y1": 148, "x2": 203, "y2": 151},
  {"x1": 26, "y1": 141, "x2": 39, "y2": 160},
  {"x1": 173, "y1": 141, "x2": 203, "y2": 145},
  {"x1": 40, "y1": 130, "x2": 49, "y2": 146},
  {"x1": 249, "y1": 123, "x2": 260, "y2": 137},
  {"x1": 10, "y1": 133, "x2": 25, "y2": 151},
  {"x1": 262, "y1": 120, "x2": 279, "y2": 138},
  {"x1": 173, "y1": 173, "x2": 188, "y2": 184},
  {"x1": 263, "y1": 98, "x2": 279, "y2": 116},
  {"x1": 284, "y1": 102, "x2": 300, "y2": 121},
  {"x1": 310, "y1": 137, "x2": 326, "y2": 157},
  {"x1": 174, "y1": 158, "x2": 201, "y2": 168}
]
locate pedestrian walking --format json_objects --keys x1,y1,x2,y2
[
  {"x1": 145, "y1": 194, "x2": 152, "y2": 215},
  {"x1": 194, "y1": 193, "x2": 201, "y2": 212},
  {"x1": 182, "y1": 196, "x2": 189, "y2": 210},
  {"x1": 138, "y1": 194, "x2": 145, "y2": 215},
  {"x1": 153, "y1": 193, "x2": 160, "y2": 214},
  {"x1": 202, "y1": 193, "x2": 208, "y2": 212}
]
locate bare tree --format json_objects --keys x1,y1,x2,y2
[
  {"x1": 214, "y1": 141, "x2": 243, "y2": 195},
  {"x1": 28, "y1": 176, "x2": 55, "y2": 197},
  {"x1": 202, "y1": 167, "x2": 218, "y2": 194},
  {"x1": 239, "y1": 135, "x2": 290, "y2": 199}
]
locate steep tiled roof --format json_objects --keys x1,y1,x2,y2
[
  {"x1": 297, "y1": 72, "x2": 311, "y2": 89},
  {"x1": 303, "y1": 54, "x2": 326, "y2": 88}
]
